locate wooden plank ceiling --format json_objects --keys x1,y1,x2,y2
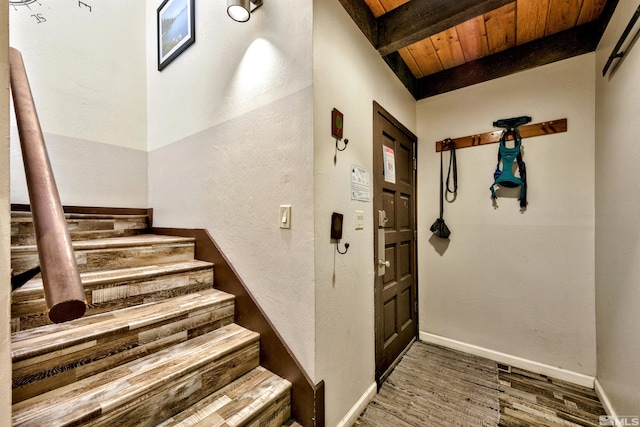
[{"x1": 338, "y1": 0, "x2": 618, "y2": 99}]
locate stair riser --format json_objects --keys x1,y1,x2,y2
[
  {"x1": 158, "y1": 366, "x2": 292, "y2": 427},
  {"x1": 11, "y1": 242, "x2": 195, "y2": 277},
  {"x1": 13, "y1": 300, "x2": 235, "y2": 403},
  {"x1": 100, "y1": 343, "x2": 260, "y2": 427},
  {"x1": 12, "y1": 268, "x2": 214, "y2": 332},
  {"x1": 13, "y1": 340, "x2": 260, "y2": 427},
  {"x1": 252, "y1": 393, "x2": 292, "y2": 427},
  {"x1": 89, "y1": 342, "x2": 260, "y2": 427},
  {"x1": 163, "y1": 390, "x2": 291, "y2": 427},
  {"x1": 11, "y1": 215, "x2": 149, "y2": 246}
]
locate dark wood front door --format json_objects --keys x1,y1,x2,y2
[{"x1": 373, "y1": 102, "x2": 418, "y2": 385}]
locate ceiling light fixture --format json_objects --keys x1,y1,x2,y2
[{"x1": 227, "y1": 0, "x2": 263, "y2": 23}]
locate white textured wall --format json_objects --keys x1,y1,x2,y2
[
  {"x1": 417, "y1": 54, "x2": 597, "y2": 376},
  {"x1": 595, "y1": 0, "x2": 640, "y2": 414},
  {"x1": 1, "y1": 1, "x2": 12, "y2": 424},
  {"x1": 10, "y1": 130, "x2": 148, "y2": 206},
  {"x1": 313, "y1": 1, "x2": 416, "y2": 425},
  {"x1": 9, "y1": 0, "x2": 148, "y2": 207},
  {"x1": 146, "y1": 0, "x2": 313, "y2": 150},
  {"x1": 146, "y1": 0, "x2": 316, "y2": 377}
]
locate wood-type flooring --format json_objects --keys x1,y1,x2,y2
[{"x1": 355, "y1": 342, "x2": 606, "y2": 427}]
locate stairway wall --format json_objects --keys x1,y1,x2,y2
[
  {"x1": 313, "y1": 1, "x2": 417, "y2": 426},
  {"x1": 8, "y1": 0, "x2": 148, "y2": 208},
  {"x1": 149, "y1": 88, "x2": 316, "y2": 377},
  {"x1": 146, "y1": 0, "x2": 316, "y2": 383},
  {"x1": 10, "y1": 133, "x2": 148, "y2": 207}
]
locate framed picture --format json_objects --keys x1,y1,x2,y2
[
  {"x1": 157, "y1": 0, "x2": 195, "y2": 71},
  {"x1": 331, "y1": 108, "x2": 344, "y2": 140}
]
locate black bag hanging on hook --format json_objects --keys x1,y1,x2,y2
[{"x1": 430, "y1": 139, "x2": 457, "y2": 239}]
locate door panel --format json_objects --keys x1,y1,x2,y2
[
  {"x1": 373, "y1": 102, "x2": 418, "y2": 385},
  {"x1": 382, "y1": 191, "x2": 395, "y2": 228},
  {"x1": 399, "y1": 195, "x2": 410, "y2": 229}
]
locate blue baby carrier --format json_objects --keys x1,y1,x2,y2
[{"x1": 490, "y1": 116, "x2": 531, "y2": 208}]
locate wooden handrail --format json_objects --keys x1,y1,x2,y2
[{"x1": 9, "y1": 48, "x2": 86, "y2": 323}]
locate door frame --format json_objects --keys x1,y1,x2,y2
[{"x1": 372, "y1": 101, "x2": 419, "y2": 386}]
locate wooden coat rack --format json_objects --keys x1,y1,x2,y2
[{"x1": 435, "y1": 118, "x2": 567, "y2": 152}]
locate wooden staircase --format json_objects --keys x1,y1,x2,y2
[{"x1": 9, "y1": 209, "x2": 297, "y2": 427}]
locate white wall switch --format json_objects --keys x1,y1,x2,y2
[
  {"x1": 355, "y1": 210, "x2": 364, "y2": 230},
  {"x1": 280, "y1": 205, "x2": 291, "y2": 229}
]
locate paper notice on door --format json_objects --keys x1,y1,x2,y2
[
  {"x1": 383, "y1": 146, "x2": 396, "y2": 184},
  {"x1": 351, "y1": 165, "x2": 370, "y2": 201}
]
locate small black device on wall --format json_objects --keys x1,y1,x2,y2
[
  {"x1": 331, "y1": 212, "x2": 343, "y2": 240},
  {"x1": 331, "y1": 212, "x2": 349, "y2": 254}
]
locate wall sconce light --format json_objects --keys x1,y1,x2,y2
[{"x1": 227, "y1": 0, "x2": 263, "y2": 22}]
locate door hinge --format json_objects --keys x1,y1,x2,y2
[
  {"x1": 414, "y1": 301, "x2": 418, "y2": 313},
  {"x1": 414, "y1": 230, "x2": 417, "y2": 241}
]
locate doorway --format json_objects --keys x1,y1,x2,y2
[{"x1": 372, "y1": 101, "x2": 418, "y2": 385}]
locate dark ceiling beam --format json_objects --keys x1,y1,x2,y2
[
  {"x1": 413, "y1": 21, "x2": 601, "y2": 99},
  {"x1": 383, "y1": 51, "x2": 417, "y2": 95},
  {"x1": 412, "y1": 0, "x2": 620, "y2": 99},
  {"x1": 593, "y1": 0, "x2": 620, "y2": 36},
  {"x1": 336, "y1": 0, "x2": 378, "y2": 46},
  {"x1": 339, "y1": 0, "x2": 621, "y2": 100},
  {"x1": 377, "y1": 0, "x2": 514, "y2": 56}
]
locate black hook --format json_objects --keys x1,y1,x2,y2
[
  {"x1": 336, "y1": 242, "x2": 349, "y2": 254},
  {"x1": 336, "y1": 138, "x2": 349, "y2": 152}
]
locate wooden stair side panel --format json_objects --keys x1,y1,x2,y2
[
  {"x1": 11, "y1": 260, "x2": 214, "y2": 332},
  {"x1": 12, "y1": 324, "x2": 260, "y2": 427}
]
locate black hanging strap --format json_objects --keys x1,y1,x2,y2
[
  {"x1": 439, "y1": 146, "x2": 444, "y2": 218},
  {"x1": 446, "y1": 140, "x2": 457, "y2": 194},
  {"x1": 430, "y1": 139, "x2": 454, "y2": 239}
]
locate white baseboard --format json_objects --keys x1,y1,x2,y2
[
  {"x1": 420, "y1": 331, "x2": 595, "y2": 389},
  {"x1": 336, "y1": 382, "x2": 377, "y2": 427},
  {"x1": 595, "y1": 378, "x2": 617, "y2": 417}
]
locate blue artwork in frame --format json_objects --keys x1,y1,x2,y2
[{"x1": 157, "y1": 0, "x2": 195, "y2": 71}]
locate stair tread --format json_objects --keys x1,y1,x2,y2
[
  {"x1": 11, "y1": 234, "x2": 194, "y2": 252},
  {"x1": 11, "y1": 211, "x2": 149, "y2": 220},
  {"x1": 13, "y1": 260, "x2": 213, "y2": 301},
  {"x1": 159, "y1": 366, "x2": 292, "y2": 427},
  {"x1": 12, "y1": 288, "x2": 234, "y2": 362},
  {"x1": 12, "y1": 323, "x2": 259, "y2": 427}
]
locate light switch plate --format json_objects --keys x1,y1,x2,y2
[
  {"x1": 355, "y1": 210, "x2": 364, "y2": 230},
  {"x1": 280, "y1": 205, "x2": 291, "y2": 229}
]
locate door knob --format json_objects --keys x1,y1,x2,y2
[{"x1": 379, "y1": 259, "x2": 390, "y2": 268}]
